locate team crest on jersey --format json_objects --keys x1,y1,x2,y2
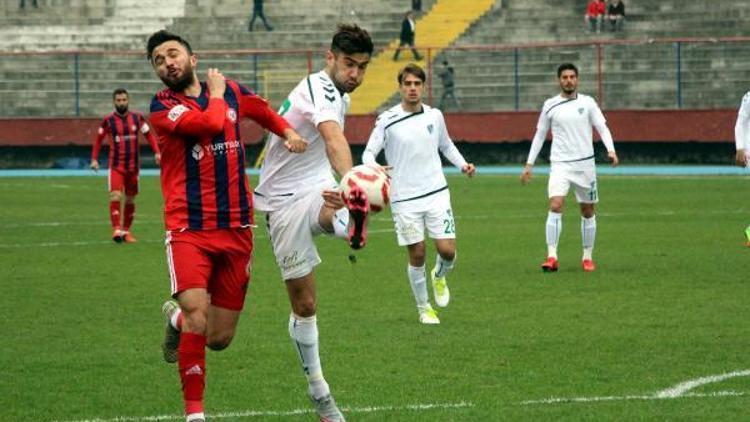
[
  {"x1": 427, "y1": 124, "x2": 434, "y2": 134},
  {"x1": 578, "y1": 107, "x2": 585, "y2": 114},
  {"x1": 227, "y1": 108, "x2": 237, "y2": 123},
  {"x1": 191, "y1": 144, "x2": 204, "y2": 161},
  {"x1": 114, "y1": 135, "x2": 120, "y2": 143}
]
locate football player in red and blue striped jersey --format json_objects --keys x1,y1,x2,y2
[
  {"x1": 146, "y1": 30, "x2": 306, "y2": 422},
  {"x1": 91, "y1": 88, "x2": 161, "y2": 243}
]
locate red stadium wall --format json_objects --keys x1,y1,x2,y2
[{"x1": 0, "y1": 110, "x2": 736, "y2": 146}]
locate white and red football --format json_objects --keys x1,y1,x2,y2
[{"x1": 340, "y1": 164, "x2": 391, "y2": 213}]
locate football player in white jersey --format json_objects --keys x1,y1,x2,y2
[
  {"x1": 252, "y1": 24, "x2": 374, "y2": 422},
  {"x1": 363, "y1": 64, "x2": 475, "y2": 324},
  {"x1": 734, "y1": 90, "x2": 750, "y2": 245},
  {"x1": 521, "y1": 63, "x2": 618, "y2": 273}
]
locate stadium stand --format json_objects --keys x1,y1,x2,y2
[
  {"x1": 1, "y1": 0, "x2": 750, "y2": 117},
  {"x1": 429, "y1": 0, "x2": 750, "y2": 111}
]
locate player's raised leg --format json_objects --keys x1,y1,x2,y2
[
  {"x1": 320, "y1": 187, "x2": 369, "y2": 250},
  {"x1": 345, "y1": 185, "x2": 369, "y2": 250}
]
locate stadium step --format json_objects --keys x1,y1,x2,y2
[{"x1": 348, "y1": 0, "x2": 497, "y2": 114}]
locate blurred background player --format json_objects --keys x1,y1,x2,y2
[
  {"x1": 146, "y1": 30, "x2": 305, "y2": 422},
  {"x1": 521, "y1": 63, "x2": 618, "y2": 273},
  {"x1": 90, "y1": 88, "x2": 161, "y2": 243},
  {"x1": 252, "y1": 23, "x2": 374, "y2": 422},
  {"x1": 733, "y1": 90, "x2": 750, "y2": 245},
  {"x1": 363, "y1": 64, "x2": 475, "y2": 324}
]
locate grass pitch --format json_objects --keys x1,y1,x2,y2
[{"x1": 1, "y1": 174, "x2": 749, "y2": 421}]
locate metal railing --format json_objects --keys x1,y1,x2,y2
[{"x1": 1, "y1": 36, "x2": 748, "y2": 117}]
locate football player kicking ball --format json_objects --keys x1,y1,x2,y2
[
  {"x1": 521, "y1": 63, "x2": 618, "y2": 272},
  {"x1": 146, "y1": 30, "x2": 306, "y2": 422},
  {"x1": 734, "y1": 90, "x2": 750, "y2": 246},
  {"x1": 363, "y1": 64, "x2": 475, "y2": 324},
  {"x1": 252, "y1": 24, "x2": 374, "y2": 421}
]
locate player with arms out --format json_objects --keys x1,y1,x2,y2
[
  {"x1": 252, "y1": 23, "x2": 374, "y2": 422},
  {"x1": 90, "y1": 88, "x2": 161, "y2": 243},
  {"x1": 363, "y1": 64, "x2": 474, "y2": 324},
  {"x1": 734, "y1": 90, "x2": 750, "y2": 245},
  {"x1": 521, "y1": 63, "x2": 618, "y2": 273},
  {"x1": 146, "y1": 30, "x2": 306, "y2": 422}
]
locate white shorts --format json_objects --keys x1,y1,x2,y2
[
  {"x1": 391, "y1": 190, "x2": 456, "y2": 246},
  {"x1": 264, "y1": 189, "x2": 327, "y2": 280},
  {"x1": 548, "y1": 166, "x2": 599, "y2": 203}
]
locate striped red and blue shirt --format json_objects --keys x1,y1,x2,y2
[
  {"x1": 91, "y1": 110, "x2": 160, "y2": 173},
  {"x1": 149, "y1": 80, "x2": 290, "y2": 231}
]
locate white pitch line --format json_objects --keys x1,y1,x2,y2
[
  {"x1": 0, "y1": 239, "x2": 162, "y2": 248},
  {"x1": 655, "y1": 369, "x2": 750, "y2": 398},
  {"x1": 520, "y1": 391, "x2": 747, "y2": 405},
  {"x1": 522, "y1": 369, "x2": 750, "y2": 406},
  {"x1": 52, "y1": 401, "x2": 474, "y2": 422}
]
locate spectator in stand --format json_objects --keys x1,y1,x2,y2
[
  {"x1": 412, "y1": 0, "x2": 422, "y2": 13},
  {"x1": 585, "y1": 0, "x2": 606, "y2": 33},
  {"x1": 608, "y1": 0, "x2": 625, "y2": 32},
  {"x1": 393, "y1": 11, "x2": 422, "y2": 61},
  {"x1": 438, "y1": 60, "x2": 461, "y2": 111},
  {"x1": 19, "y1": 0, "x2": 38, "y2": 8},
  {"x1": 248, "y1": 0, "x2": 273, "y2": 32}
]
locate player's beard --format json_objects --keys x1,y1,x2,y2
[
  {"x1": 330, "y1": 69, "x2": 360, "y2": 93},
  {"x1": 161, "y1": 65, "x2": 196, "y2": 93},
  {"x1": 115, "y1": 105, "x2": 128, "y2": 114},
  {"x1": 331, "y1": 75, "x2": 356, "y2": 94}
]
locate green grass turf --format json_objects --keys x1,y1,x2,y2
[{"x1": 1, "y1": 174, "x2": 749, "y2": 421}]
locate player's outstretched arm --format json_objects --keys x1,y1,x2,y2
[{"x1": 318, "y1": 120, "x2": 353, "y2": 177}]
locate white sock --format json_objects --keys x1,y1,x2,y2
[
  {"x1": 434, "y1": 253, "x2": 455, "y2": 278},
  {"x1": 288, "y1": 313, "x2": 329, "y2": 399},
  {"x1": 407, "y1": 265, "x2": 429, "y2": 310},
  {"x1": 582, "y1": 215, "x2": 596, "y2": 260},
  {"x1": 546, "y1": 211, "x2": 562, "y2": 258},
  {"x1": 170, "y1": 308, "x2": 182, "y2": 331},
  {"x1": 331, "y1": 207, "x2": 349, "y2": 239}
]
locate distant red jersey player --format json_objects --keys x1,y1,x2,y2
[
  {"x1": 90, "y1": 88, "x2": 161, "y2": 243},
  {"x1": 146, "y1": 30, "x2": 306, "y2": 422}
]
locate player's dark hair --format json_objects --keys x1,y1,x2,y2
[
  {"x1": 397, "y1": 63, "x2": 426, "y2": 85},
  {"x1": 146, "y1": 30, "x2": 193, "y2": 63},
  {"x1": 112, "y1": 88, "x2": 128, "y2": 99},
  {"x1": 330, "y1": 23, "x2": 374, "y2": 56},
  {"x1": 557, "y1": 63, "x2": 578, "y2": 77}
]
